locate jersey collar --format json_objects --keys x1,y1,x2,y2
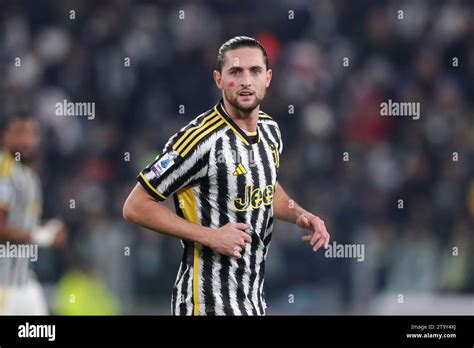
[{"x1": 214, "y1": 99, "x2": 260, "y2": 145}]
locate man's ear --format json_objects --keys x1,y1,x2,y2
[
  {"x1": 265, "y1": 69, "x2": 273, "y2": 88},
  {"x1": 213, "y1": 70, "x2": 222, "y2": 89}
]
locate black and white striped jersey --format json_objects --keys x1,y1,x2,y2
[
  {"x1": 137, "y1": 99, "x2": 282, "y2": 315},
  {"x1": 0, "y1": 149, "x2": 42, "y2": 287}
]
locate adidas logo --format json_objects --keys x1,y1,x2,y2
[{"x1": 233, "y1": 163, "x2": 247, "y2": 176}]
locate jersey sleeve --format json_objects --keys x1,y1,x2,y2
[
  {"x1": 275, "y1": 124, "x2": 283, "y2": 157},
  {"x1": 0, "y1": 177, "x2": 14, "y2": 209},
  {"x1": 137, "y1": 128, "x2": 212, "y2": 201},
  {"x1": 0, "y1": 153, "x2": 15, "y2": 210},
  {"x1": 274, "y1": 124, "x2": 283, "y2": 181}
]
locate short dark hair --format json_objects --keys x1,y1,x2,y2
[{"x1": 217, "y1": 36, "x2": 269, "y2": 72}]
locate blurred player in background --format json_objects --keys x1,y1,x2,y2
[
  {"x1": 0, "y1": 114, "x2": 67, "y2": 315},
  {"x1": 123, "y1": 36, "x2": 330, "y2": 315}
]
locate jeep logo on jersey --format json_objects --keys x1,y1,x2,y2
[{"x1": 233, "y1": 184, "x2": 274, "y2": 211}]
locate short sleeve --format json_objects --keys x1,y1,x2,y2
[
  {"x1": 137, "y1": 134, "x2": 211, "y2": 201},
  {"x1": 0, "y1": 154, "x2": 14, "y2": 210},
  {"x1": 275, "y1": 125, "x2": 283, "y2": 156},
  {"x1": 0, "y1": 177, "x2": 14, "y2": 209}
]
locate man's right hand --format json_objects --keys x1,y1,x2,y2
[{"x1": 206, "y1": 223, "x2": 252, "y2": 259}]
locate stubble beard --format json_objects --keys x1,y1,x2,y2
[{"x1": 225, "y1": 90, "x2": 264, "y2": 113}]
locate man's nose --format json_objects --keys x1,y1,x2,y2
[{"x1": 240, "y1": 71, "x2": 251, "y2": 87}]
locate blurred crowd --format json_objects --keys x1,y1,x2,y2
[{"x1": 0, "y1": 0, "x2": 473, "y2": 314}]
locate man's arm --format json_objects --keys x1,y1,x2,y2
[
  {"x1": 273, "y1": 182, "x2": 330, "y2": 252},
  {"x1": 123, "y1": 183, "x2": 251, "y2": 259},
  {"x1": 0, "y1": 209, "x2": 32, "y2": 244},
  {"x1": 0, "y1": 209, "x2": 67, "y2": 247}
]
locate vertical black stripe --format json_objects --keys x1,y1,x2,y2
[
  {"x1": 259, "y1": 125, "x2": 277, "y2": 247},
  {"x1": 254, "y1": 134, "x2": 274, "y2": 240},
  {"x1": 247, "y1": 142, "x2": 264, "y2": 315},
  {"x1": 171, "y1": 265, "x2": 180, "y2": 314},
  {"x1": 255, "y1": 209, "x2": 270, "y2": 315},
  {"x1": 256, "y1": 125, "x2": 277, "y2": 313},
  {"x1": 260, "y1": 217, "x2": 274, "y2": 315},
  {"x1": 199, "y1": 174, "x2": 214, "y2": 315},
  {"x1": 263, "y1": 123, "x2": 281, "y2": 174},
  {"x1": 172, "y1": 195, "x2": 187, "y2": 315},
  {"x1": 265, "y1": 123, "x2": 281, "y2": 151},
  {"x1": 179, "y1": 243, "x2": 192, "y2": 316},
  {"x1": 239, "y1": 138, "x2": 257, "y2": 315},
  {"x1": 228, "y1": 131, "x2": 250, "y2": 315},
  {"x1": 263, "y1": 217, "x2": 274, "y2": 247},
  {"x1": 215, "y1": 137, "x2": 234, "y2": 315},
  {"x1": 259, "y1": 260, "x2": 267, "y2": 314},
  {"x1": 255, "y1": 137, "x2": 273, "y2": 314},
  {"x1": 172, "y1": 244, "x2": 188, "y2": 315}
]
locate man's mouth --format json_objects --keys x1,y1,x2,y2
[{"x1": 238, "y1": 90, "x2": 254, "y2": 97}]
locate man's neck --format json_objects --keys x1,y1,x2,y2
[{"x1": 222, "y1": 98, "x2": 259, "y2": 133}]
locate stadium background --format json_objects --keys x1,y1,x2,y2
[{"x1": 0, "y1": 0, "x2": 473, "y2": 314}]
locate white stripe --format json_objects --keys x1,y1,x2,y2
[
  {"x1": 259, "y1": 223, "x2": 273, "y2": 315},
  {"x1": 234, "y1": 135, "x2": 257, "y2": 315},
  {"x1": 157, "y1": 132, "x2": 222, "y2": 194},
  {"x1": 0, "y1": 258, "x2": 13, "y2": 285},
  {"x1": 185, "y1": 265, "x2": 193, "y2": 315},
  {"x1": 193, "y1": 185, "x2": 206, "y2": 315},
  {"x1": 11, "y1": 259, "x2": 29, "y2": 286},
  {"x1": 172, "y1": 262, "x2": 185, "y2": 315},
  {"x1": 260, "y1": 222, "x2": 274, "y2": 308},
  {"x1": 208, "y1": 145, "x2": 225, "y2": 315},
  {"x1": 198, "y1": 251, "x2": 205, "y2": 315},
  {"x1": 222, "y1": 134, "x2": 242, "y2": 315},
  {"x1": 260, "y1": 125, "x2": 278, "y2": 239},
  {"x1": 250, "y1": 141, "x2": 267, "y2": 315},
  {"x1": 178, "y1": 166, "x2": 208, "y2": 192},
  {"x1": 259, "y1": 277, "x2": 267, "y2": 314},
  {"x1": 276, "y1": 126, "x2": 283, "y2": 154},
  {"x1": 211, "y1": 253, "x2": 224, "y2": 315},
  {"x1": 261, "y1": 123, "x2": 280, "y2": 156},
  {"x1": 258, "y1": 127, "x2": 279, "y2": 314}
]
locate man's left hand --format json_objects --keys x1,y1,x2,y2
[{"x1": 297, "y1": 213, "x2": 330, "y2": 252}]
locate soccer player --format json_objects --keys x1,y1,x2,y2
[
  {"x1": 0, "y1": 114, "x2": 67, "y2": 314},
  {"x1": 123, "y1": 36, "x2": 330, "y2": 315}
]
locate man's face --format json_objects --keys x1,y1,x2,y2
[
  {"x1": 3, "y1": 118, "x2": 40, "y2": 163},
  {"x1": 214, "y1": 47, "x2": 272, "y2": 113}
]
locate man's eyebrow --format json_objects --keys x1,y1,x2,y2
[
  {"x1": 227, "y1": 65, "x2": 263, "y2": 71},
  {"x1": 227, "y1": 66, "x2": 244, "y2": 72}
]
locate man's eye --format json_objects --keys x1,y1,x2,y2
[{"x1": 230, "y1": 71, "x2": 239, "y2": 75}]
